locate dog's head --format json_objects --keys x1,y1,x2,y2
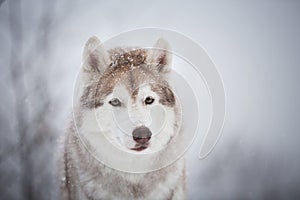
[{"x1": 78, "y1": 36, "x2": 181, "y2": 153}]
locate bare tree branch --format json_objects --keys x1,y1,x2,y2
[{"x1": 0, "y1": 0, "x2": 5, "y2": 7}]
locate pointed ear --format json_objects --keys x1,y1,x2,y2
[
  {"x1": 82, "y1": 36, "x2": 110, "y2": 73},
  {"x1": 147, "y1": 38, "x2": 172, "y2": 74}
]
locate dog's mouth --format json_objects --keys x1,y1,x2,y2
[{"x1": 130, "y1": 143, "x2": 149, "y2": 151}]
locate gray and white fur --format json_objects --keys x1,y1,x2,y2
[{"x1": 57, "y1": 36, "x2": 187, "y2": 200}]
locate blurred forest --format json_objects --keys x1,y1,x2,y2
[{"x1": 0, "y1": 0, "x2": 80, "y2": 199}]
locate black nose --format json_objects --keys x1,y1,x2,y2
[{"x1": 132, "y1": 126, "x2": 152, "y2": 144}]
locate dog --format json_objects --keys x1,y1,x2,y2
[{"x1": 58, "y1": 36, "x2": 187, "y2": 200}]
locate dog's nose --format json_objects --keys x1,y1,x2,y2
[{"x1": 132, "y1": 126, "x2": 152, "y2": 144}]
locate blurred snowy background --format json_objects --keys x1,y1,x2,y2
[{"x1": 1, "y1": 0, "x2": 300, "y2": 199}]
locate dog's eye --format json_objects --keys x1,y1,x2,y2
[
  {"x1": 109, "y1": 98, "x2": 121, "y2": 107},
  {"x1": 145, "y1": 96, "x2": 155, "y2": 105}
]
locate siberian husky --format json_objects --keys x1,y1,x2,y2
[{"x1": 58, "y1": 36, "x2": 186, "y2": 200}]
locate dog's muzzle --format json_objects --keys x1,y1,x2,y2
[{"x1": 132, "y1": 126, "x2": 152, "y2": 145}]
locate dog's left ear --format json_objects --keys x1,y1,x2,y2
[
  {"x1": 147, "y1": 38, "x2": 172, "y2": 74},
  {"x1": 82, "y1": 36, "x2": 110, "y2": 74}
]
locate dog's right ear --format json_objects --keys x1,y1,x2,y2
[
  {"x1": 147, "y1": 38, "x2": 172, "y2": 75},
  {"x1": 82, "y1": 36, "x2": 110, "y2": 73}
]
